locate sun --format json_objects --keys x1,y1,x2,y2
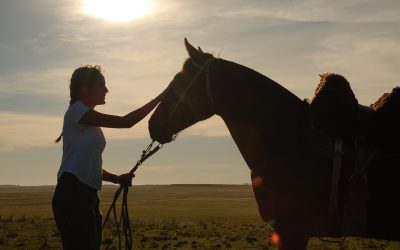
[{"x1": 81, "y1": 0, "x2": 153, "y2": 22}]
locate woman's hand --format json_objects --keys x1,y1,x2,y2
[{"x1": 115, "y1": 173, "x2": 134, "y2": 186}]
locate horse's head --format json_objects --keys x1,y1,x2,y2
[{"x1": 149, "y1": 38, "x2": 217, "y2": 144}]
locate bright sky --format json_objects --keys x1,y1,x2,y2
[{"x1": 0, "y1": 0, "x2": 399, "y2": 186}]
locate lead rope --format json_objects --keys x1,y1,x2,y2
[{"x1": 102, "y1": 141, "x2": 163, "y2": 250}]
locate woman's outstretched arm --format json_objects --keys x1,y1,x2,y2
[{"x1": 79, "y1": 94, "x2": 162, "y2": 128}]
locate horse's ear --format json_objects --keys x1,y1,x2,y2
[
  {"x1": 198, "y1": 47, "x2": 203, "y2": 53},
  {"x1": 184, "y1": 38, "x2": 202, "y2": 62}
]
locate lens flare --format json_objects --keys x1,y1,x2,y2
[
  {"x1": 271, "y1": 232, "x2": 280, "y2": 246},
  {"x1": 251, "y1": 176, "x2": 263, "y2": 188}
]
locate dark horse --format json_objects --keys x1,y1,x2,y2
[{"x1": 148, "y1": 39, "x2": 399, "y2": 249}]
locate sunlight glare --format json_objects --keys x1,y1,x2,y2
[{"x1": 81, "y1": 0, "x2": 153, "y2": 22}]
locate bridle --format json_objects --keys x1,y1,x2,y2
[
  {"x1": 167, "y1": 56, "x2": 216, "y2": 120},
  {"x1": 191, "y1": 57, "x2": 216, "y2": 109}
]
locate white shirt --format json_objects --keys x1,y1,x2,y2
[{"x1": 57, "y1": 101, "x2": 106, "y2": 190}]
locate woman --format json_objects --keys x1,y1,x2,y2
[{"x1": 52, "y1": 65, "x2": 166, "y2": 249}]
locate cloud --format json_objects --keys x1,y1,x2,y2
[
  {"x1": 102, "y1": 114, "x2": 229, "y2": 144},
  {"x1": 0, "y1": 67, "x2": 71, "y2": 116},
  {"x1": 0, "y1": 111, "x2": 152, "y2": 152},
  {"x1": 1, "y1": 0, "x2": 399, "y2": 151},
  {"x1": 0, "y1": 111, "x2": 228, "y2": 152},
  {"x1": 0, "y1": 112, "x2": 62, "y2": 152},
  {"x1": 215, "y1": 0, "x2": 400, "y2": 24},
  {"x1": 0, "y1": 67, "x2": 70, "y2": 96},
  {"x1": 179, "y1": 116, "x2": 230, "y2": 137}
]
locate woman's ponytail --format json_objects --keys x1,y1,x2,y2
[{"x1": 55, "y1": 133, "x2": 63, "y2": 143}]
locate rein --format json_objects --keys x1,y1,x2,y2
[{"x1": 102, "y1": 141, "x2": 163, "y2": 250}]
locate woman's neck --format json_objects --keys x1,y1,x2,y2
[{"x1": 78, "y1": 98, "x2": 96, "y2": 109}]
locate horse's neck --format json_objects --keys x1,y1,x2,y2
[
  {"x1": 213, "y1": 60, "x2": 307, "y2": 152},
  {"x1": 223, "y1": 120, "x2": 269, "y2": 175}
]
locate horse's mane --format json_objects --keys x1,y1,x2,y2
[
  {"x1": 309, "y1": 73, "x2": 359, "y2": 140},
  {"x1": 211, "y1": 58, "x2": 305, "y2": 125},
  {"x1": 368, "y1": 87, "x2": 400, "y2": 147}
]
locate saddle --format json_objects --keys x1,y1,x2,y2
[
  {"x1": 303, "y1": 73, "x2": 377, "y2": 236},
  {"x1": 304, "y1": 73, "x2": 367, "y2": 159},
  {"x1": 306, "y1": 75, "x2": 400, "y2": 152},
  {"x1": 304, "y1": 75, "x2": 400, "y2": 237}
]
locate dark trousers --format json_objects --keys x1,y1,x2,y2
[{"x1": 52, "y1": 172, "x2": 102, "y2": 250}]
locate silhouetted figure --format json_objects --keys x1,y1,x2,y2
[
  {"x1": 52, "y1": 65, "x2": 167, "y2": 249},
  {"x1": 148, "y1": 39, "x2": 399, "y2": 249}
]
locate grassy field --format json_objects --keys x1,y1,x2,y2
[{"x1": 0, "y1": 185, "x2": 399, "y2": 249}]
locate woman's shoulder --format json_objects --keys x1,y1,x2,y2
[{"x1": 65, "y1": 101, "x2": 91, "y2": 123}]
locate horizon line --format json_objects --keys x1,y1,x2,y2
[{"x1": 0, "y1": 183, "x2": 252, "y2": 188}]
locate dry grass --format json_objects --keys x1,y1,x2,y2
[{"x1": 0, "y1": 185, "x2": 399, "y2": 249}]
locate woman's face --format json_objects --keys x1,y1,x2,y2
[{"x1": 81, "y1": 76, "x2": 109, "y2": 108}]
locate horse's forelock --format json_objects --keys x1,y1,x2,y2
[
  {"x1": 181, "y1": 59, "x2": 192, "y2": 73},
  {"x1": 182, "y1": 53, "x2": 214, "y2": 73}
]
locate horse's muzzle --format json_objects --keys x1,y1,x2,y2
[{"x1": 148, "y1": 118, "x2": 174, "y2": 144}]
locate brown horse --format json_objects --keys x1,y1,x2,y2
[{"x1": 148, "y1": 39, "x2": 398, "y2": 249}]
